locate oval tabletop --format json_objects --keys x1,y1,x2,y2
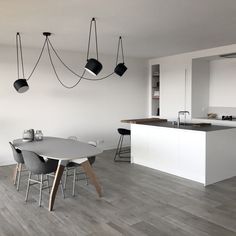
[{"x1": 13, "y1": 136, "x2": 103, "y2": 160}]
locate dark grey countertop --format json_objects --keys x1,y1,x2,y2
[{"x1": 137, "y1": 121, "x2": 236, "y2": 132}]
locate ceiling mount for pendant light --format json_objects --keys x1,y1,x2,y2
[
  {"x1": 85, "y1": 18, "x2": 103, "y2": 76},
  {"x1": 114, "y1": 36, "x2": 127, "y2": 76},
  {"x1": 13, "y1": 32, "x2": 29, "y2": 93}
]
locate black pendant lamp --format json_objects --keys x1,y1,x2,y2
[
  {"x1": 85, "y1": 18, "x2": 103, "y2": 76},
  {"x1": 13, "y1": 33, "x2": 29, "y2": 93},
  {"x1": 14, "y1": 79, "x2": 29, "y2": 93},
  {"x1": 114, "y1": 36, "x2": 127, "y2": 76}
]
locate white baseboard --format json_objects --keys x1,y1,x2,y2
[{"x1": 0, "y1": 160, "x2": 15, "y2": 167}]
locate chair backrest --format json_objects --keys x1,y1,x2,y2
[
  {"x1": 21, "y1": 150, "x2": 58, "y2": 174},
  {"x1": 9, "y1": 142, "x2": 24, "y2": 164}
]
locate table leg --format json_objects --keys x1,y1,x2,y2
[
  {"x1": 49, "y1": 163, "x2": 65, "y2": 211},
  {"x1": 81, "y1": 160, "x2": 102, "y2": 197}
]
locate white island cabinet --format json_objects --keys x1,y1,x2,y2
[{"x1": 131, "y1": 123, "x2": 236, "y2": 186}]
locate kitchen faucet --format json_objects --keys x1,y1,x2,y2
[{"x1": 177, "y1": 111, "x2": 190, "y2": 127}]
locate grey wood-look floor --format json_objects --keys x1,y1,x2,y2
[{"x1": 1, "y1": 149, "x2": 236, "y2": 236}]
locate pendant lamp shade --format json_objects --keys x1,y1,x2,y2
[
  {"x1": 14, "y1": 79, "x2": 29, "y2": 93},
  {"x1": 14, "y1": 33, "x2": 29, "y2": 93},
  {"x1": 114, "y1": 63, "x2": 127, "y2": 76},
  {"x1": 114, "y1": 37, "x2": 127, "y2": 77},
  {"x1": 85, "y1": 58, "x2": 103, "y2": 76}
]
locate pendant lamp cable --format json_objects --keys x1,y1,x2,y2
[
  {"x1": 17, "y1": 33, "x2": 47, "y2": 82},
  {"x1": 115, "y1": 36, "x2": 125, "y2": 65},
  {"x1": 47, "y1": 37, "x2": 114, "y2": 81},
  {"x1": 86, "y1": 18, "x2": 99, "y2": 61},
  {"x1": 46, "y1": 37, "x2": 84, "y2": 88},
  {"x1": 26, "y1": 38, "x2": 47, "y2": 81},
  {"x1": 16, "y1": 33, "x2": 25, "y2": 79}
]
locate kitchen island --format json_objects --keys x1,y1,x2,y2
[{"x1": 125, "y1": 119, "x2": 236, "y2": 186}]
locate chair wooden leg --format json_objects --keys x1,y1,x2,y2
[
  {"x1": 81, "y1": 160, "x2": 102, "y2": 197},
  {"x1": 16, "y1": 163, "x2": 22, "y2": 191},
  {"x1": 49, "y1": 164, "x2": 65, "y2": 211},
  {"x1": 13, "y1": 164, "x2": 18, "y2": 185}
]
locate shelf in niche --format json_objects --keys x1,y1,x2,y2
[
  {"x1": 152, "y1": 96, "x2": 160, "y2": 99},
  {"x1": 152, "y1": 72, "x2": 159, "y2": 77}
]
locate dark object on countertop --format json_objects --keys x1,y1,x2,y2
[
  {"x1": 179, "y1": 122, "x2": 211, "y2": 127},
  {"x1": 114, "y1": 128, "x2": 131, "y2": 162},
  {"x1": 192, "y1": 123, "x2": 212, "y2": 127},
  {"x1": 121, "y1": 118, "x2": 167, "y2": 124},
  {"x1": 222, "y1": 116, "x2": 233, "y2": 121}
]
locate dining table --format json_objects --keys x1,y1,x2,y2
[{"x1": 13, "y1": 136, "x2": 103, "y2": 211}]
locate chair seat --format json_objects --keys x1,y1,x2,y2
[
  {"x1": 67, "y1": 156, "x2": 96, "y2": 167},
  {"x1": 118, "y1": 128, "x2": 131, "y2": 136}
]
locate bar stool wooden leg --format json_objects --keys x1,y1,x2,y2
[{"x1": 13, "y1": 163, "x2": 18, "y2": 185}]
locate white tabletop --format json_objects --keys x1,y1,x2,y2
[{"x1": 13, "y1": 136, "x2": 103, "y2": 160}]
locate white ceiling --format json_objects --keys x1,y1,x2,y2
[{"x1": 1, "y1": 0, "x2": 236, "y2": 58}]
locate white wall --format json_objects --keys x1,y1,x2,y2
[
  {"x1": 192, "y1": 59, "x2": 210, "y2": 118},
  {"x1": 209, "y1": 58, "x2": 236, "y2": 107},
  {"x1": 149, "y1": 43, "x2": 236, "y2": 120},
  {"x1": 0, "y1": 45, "x2": 148, "y2": 166}
]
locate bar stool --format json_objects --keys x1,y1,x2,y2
[{"x1": 114, "y1": 128, "x2": 131, "y2": 162}]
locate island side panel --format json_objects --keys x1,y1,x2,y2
[
  {"x1": 131, "y1": 124, "x2": 206, "y2": 184},
  {"x1": 205, "y1": 128, "x2": 236, "y2": 185}
]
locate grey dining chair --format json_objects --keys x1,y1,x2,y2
[
  {"x1": 9, "y1": 142, "x2": 26, "y2": 191},
  {"x1": 64, "y1": 139, "x2": 97, "y2": 196},
  {"x1": 22, "y1": 150, "x2": 65, "y2": 207}
]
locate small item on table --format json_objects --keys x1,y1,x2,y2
[
  {"x1": 35, "y1": 130, "x2": 44, "y2": 141},
  {"x1": 23, "y1": 129, "x2": 34, "y2": 142},
  {"x1": 207, "y1": 113, "x2": 217, "y2": 119}
]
